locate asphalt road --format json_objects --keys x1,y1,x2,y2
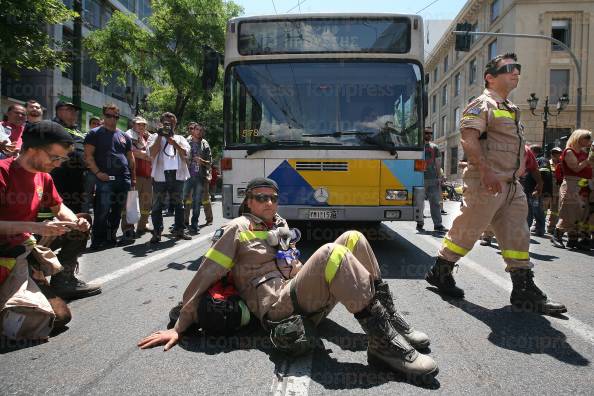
[{"x1": 2, "y1": 199, "x2": 593, "y2": 395}]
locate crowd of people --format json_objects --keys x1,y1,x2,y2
[{"x1": 0, "y1": 100, "x2": 215, "y2": 339}]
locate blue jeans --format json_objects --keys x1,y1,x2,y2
[
  {"x1": 152, "y1": 171, "x2": 185, "y2": 234},
  {"x1": 92, "y1": 177, "x2": 130, "y2": 244},
  {"x1": 183, "y1": 175, "x2": 204, "y2": 228},
  {"x1": 418, "y1": 179, "x2": 443, "y2": 228},
  {"x1": 527, "y1": 195, "x2": 545, "y2": 234}
]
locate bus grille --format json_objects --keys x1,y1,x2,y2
[{"x1": 295, "y1": 161, "x2": 348, "y2": 171}]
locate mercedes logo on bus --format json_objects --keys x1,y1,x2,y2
[{"x1": 313, "y1": 187, "x2": 329, "y2": 203}]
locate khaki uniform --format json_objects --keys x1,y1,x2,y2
[
  {"x1": 546, "y1": 159, "x2": 561, "y2": 233},
  {"x1": 175, "y1": 214, "x2": 380, "y2": 333},
  {"x1": 438, "y1": 88, "x2": 532, "y2": 272}
]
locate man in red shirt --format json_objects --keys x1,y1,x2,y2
[
  {"x1": 0, "y1": 104, "x2": 26, "y2": 156},
  {"x1": 0, "y1": 121, "x2": 101, "y2": 299}
]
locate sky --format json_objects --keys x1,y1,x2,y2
[{"x1": 232, "y1": 0, "x2": 468, "y2": 20}]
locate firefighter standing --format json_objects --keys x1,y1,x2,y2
[
  {"x1": 139, "y1": 177, "x2": 438, "y2": 381},
  {"x1": 425, "y1": 53, "x2": 566, "y2": 315}
]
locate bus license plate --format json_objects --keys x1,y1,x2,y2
[{"x1": 309, "y1": 209, "x2": 337, "y2": 220}]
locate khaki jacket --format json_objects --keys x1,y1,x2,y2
[
  {"x1": 175, "y1": 213, "x2": 302, "y2": 333},
  {"x1": 460, "y1": 88, "x2": 526, "y2": 181}
]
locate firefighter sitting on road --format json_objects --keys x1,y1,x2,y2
[{"x1": 138, "y1": 177, "x2": 438, "y2": 381}]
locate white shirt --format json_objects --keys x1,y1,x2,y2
[{"x1": 147, "y1": 134, "x2": 191, "y2": 182}]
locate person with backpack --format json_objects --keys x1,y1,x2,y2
[
  {"x1": 138, "y1": 177, "x2": 438, "y2": 383},
  {"x1": 551, "y1": 129, "x2": 594, "y2": 249}
]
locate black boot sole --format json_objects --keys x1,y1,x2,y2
[
  {"x1": 425, "y1": 275, "x2": 465, "y2": 298},
  {"x1": 52, "y1": 288, "x2": 102, "y2": 300},
  {"x1": 511, "y1": 300, "x2": 567, "y2": 315},
  {"x1": 368, "y1": 353, "x2": 439, "y2": 386}
]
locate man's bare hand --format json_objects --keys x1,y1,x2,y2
[
  {"x1": 138, "y1": 329, "x2": 179, "y2": 351},
  {"x1": 74, "y1": 217, "x2": 90, "y2": 232},
  {"x1": 32, "y1": 222, "x2": 71, "y2": 236},
  {"x1": 479, "y1": 166, "x2": 502, "y2": 194},
  {"x1": 96, "y1": 172, "x2": 110, "y2": 182}
]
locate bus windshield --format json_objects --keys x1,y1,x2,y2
[{"x1": 226, "y1": 61, "x2": 423, "y2": 150}]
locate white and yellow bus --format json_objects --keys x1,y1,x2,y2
[{"x1": 221, "y1": 14, "x2": 428, "y2": 222}]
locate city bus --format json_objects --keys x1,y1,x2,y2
[{"x1": 221, "y1": 14, "x2": 427, "y2": 223}]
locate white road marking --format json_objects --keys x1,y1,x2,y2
[
  {"x1": 271, "y1": 355, "x2": 313, "y2": 396},
  {"x1": 89, "y1": 233, "x2": 214, "y2": 285},
  {"x1": 402, "y1": 223, "x2": 594, "y2": 346}
]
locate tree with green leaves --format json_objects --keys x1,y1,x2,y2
[
  {"x1": 0, "y1": 0, "x2": 77, "y2": 75},
  {"x1": 84, "y1": 0, "x2": 242, "y2": 121}
]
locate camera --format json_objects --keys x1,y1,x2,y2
[{"x1": 157, "y1": 122, "x2": 174, "y2": 137}]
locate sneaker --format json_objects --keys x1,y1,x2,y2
[
  {"x1": 173, "y1": 229, "x2": 192, "y2": 240},
  {"x1": 440, "y1": 210, "x2": 448, "y2": 215},
  {"x1": 118, "y1": 229, "x2": 136, "y2": 245},
  {"x1": 416, "y1": 223, "x2": 424, "y2": 232},
  {"x1": 188, "y1": 224, "x2": 200, "y2": 234},
  {"x1": 434, "y1": 225, "x2": 448, "y2": 233},
  {"x1": 50, "y1": 275, "x2": 102, "y2": 300}
]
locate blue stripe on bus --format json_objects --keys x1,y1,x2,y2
[
  {"x1": 382, "y1": 160, "x2": 423, "y2": 187},
  {"x1": 268, "y1": 160, "x2": 322, "y2": 205}
]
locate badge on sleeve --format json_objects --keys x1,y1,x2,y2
[
  {"x1": 467, "y1": 107, "x2": 481, "y2": 115},
  {"x1": 212, "y1": 228, "x2": 225, "y2": 242}
]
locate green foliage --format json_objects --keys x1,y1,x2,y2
[{"x1": 0, "y1": 0, "x2": 77, "y2": 75}]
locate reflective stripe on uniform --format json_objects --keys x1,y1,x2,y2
[
  {"x1": 239, "y1": 230, "x2": 269, "y2": 242},
  {"x1": 204, "y1": 248, "x2": 234, "y2": 269},
  {"x1": 442, "y1": 238, "x2": 469, "y2": 256},
  {"x1": 501, "y1": 250, "x2": 529, "y2": 260},
  {"x1": 492, "y1": 109, "x2": 516, "y2": 120},
  {"x1": 345, "y1": 231, "x2": 361, "y2": 253},
  {"x1": 0, "y1": 258, "x2": 16, "y2": 271},
  {"x1": 461, "y1": 115, "x2": 479, "y2": 120},
  {"x1": 202, "y1": 200, "x2": 210, "y2": 205},
  {"x1": 325, "y1": 245, "x2": 349, "y2": 284},
  {"x1": 36, "y1": 212, "x2": 54, "y2": 219}
]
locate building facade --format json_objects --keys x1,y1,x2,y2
[
  {"x1": 0, "y1": 0, "x2": 152, "y2": 131},
  {"x1": 425, "y1": 0, "x2": 594, "y2": 181}
]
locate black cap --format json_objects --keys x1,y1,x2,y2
[
  {"x1": 23, "y1": 121, "x2": 75, "y2": 148},
  {"x1": 246, "y1": 177, "x2": 279, "y2": 193},
  {"x1": 55, "y1": 100, "x2": 80, "y2": 111}
]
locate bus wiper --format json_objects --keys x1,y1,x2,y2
[
  {"x1": 302, "y1": 131, "x2": 373, "y2": 137},
  {"x1": 246, "y1": 140, "x2": 309, "y2": 155},
  {"x1": 359, "y1": 134, "x2": 397, "y2": 155}
]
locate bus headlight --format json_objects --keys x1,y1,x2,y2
[{"x1": 385, "y1": 189, "x2": 408, "y2": 200}]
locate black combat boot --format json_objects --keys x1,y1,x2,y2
[
  {"x1": 425, "y1": 257, "x2": 465, "y2": 298},
  {"x1": 551, "y1": 228, "x2": 565, "y2": 249},
  {"x1": 510, "y1": 269, "x2": 567, "y2": 315},
  {"x1": 566, "y1": 238, "x2": 578, "y2": 249},
  {"x1": 373, "y1": 280, "x2": 430, "y2": 349},
  {"x1": 355, "y1": 300, "x2": 438, "y2": 383},
  {"x1": 50, "y1": 271, "x2": 102, "y2": 300}
]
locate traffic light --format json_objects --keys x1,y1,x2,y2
[
  {"x1": 201, "y1": 46, "x2": 222, "y2": 91},
  {"x1": 455, "y1": 22, "x2": 472, "y2": 52}
]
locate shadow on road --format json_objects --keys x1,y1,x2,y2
[{"x1": 428, "y1": 289, "x2": 590, "y2": 367}]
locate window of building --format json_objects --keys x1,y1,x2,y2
[
  {"x1": 454, "y1": 107, "x2": 461, "y2": 129},
  {"x1": 469, "y1": 58, "x2": 477, "y2": 85},
  {"x1": 119, "y1": 0, "x2": 136, "y2": 12},
  {"x1": 454, "y1": 73, "x2": 461, "y2": 96},
  {"x1": 490, "y1": 0, "x2": 501, "y2": 22},
  {"x1": 61, "y1": 27, "x2": 74, "y2": 79},
  {"x1": 432, "y1": 94, "x2": 437, "y2": 113},
  {"x1": 550, "y1": 69, "x2": 570, "y2": 104},
  {"x1": 431, "y1": 122, "x2": 436, "y2": 138},
  {"x1": 138, "y1": 0, "x2": 152, "y2": 20},
  {"x1": 62, "y1": 0, "x2": 73, "y2": 8},
  {"x1": 441, "y1": 115, "x2": 447, "y2": 137},
  {"x1": 450, "y1": 147, "x2": 458, "y2": 175},
  {"x1": 551, "y1": 20, "x2": 571, "y2": 51},
  {"x1": 83, "y1": 52, "x2": 101, "y2": 91},
  {"x1": 443, "y1": 55, "x2": 449, "y2": 74},
  {"x1": 470, "y1": 22, "x2": 479, "y2": 45},
  {"x1": 433, "y1": 68, "x2": 438, "y2": 83},
  {"x1": 83, "y1": 0, "x2": 102, "y2": 30},
  {"x1": 101, "y1": 3, "x2": 113, "y2": 28},
  {"x1": 488, "y1": 40, "x2": 497, "y2": 60},
  {"x1": 441, "y1": 85, "x2": 448, "y2": 106}
]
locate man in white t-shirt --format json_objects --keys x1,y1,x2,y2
[{"x1": 147, "y1": 112, "x2": 191, "y2": 243}]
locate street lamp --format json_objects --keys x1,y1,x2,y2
[
  {"x1": 125, "y1": 86, "x2": 148, "y2": 116},
  {"x1": 526, "y1": 93, "x2": 569, "y2": 149}
]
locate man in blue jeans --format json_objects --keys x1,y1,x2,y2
[
  {"x1": 148, "y1": 112, "x2": 191, "y2": 243},
  {"x1": 183, "y1": 122, "x2": 211, "y2": 234},
  {"x1": 417, "y1": 127, "x2": 448, "y2": 233},
  {"x1": 84, "y1": 104, "x2": 136, "y2": 250}
]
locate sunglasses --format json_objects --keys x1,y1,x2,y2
[
  {"x1": 41, "y1": 148, "x2": 69, "y2": 163},
  {"x1": 251, "y1": 193, "x2": 279, "y2": 203},
  {"x1": 490, "y1": 63, "x2": 521, "y2": 76},
  {"x1": 104, "y1": 113, "x2": 120, "y2": 119}
]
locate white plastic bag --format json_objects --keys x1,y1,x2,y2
[{"x1": 126, "y1": 190, "x2": 141, "y2": 224}]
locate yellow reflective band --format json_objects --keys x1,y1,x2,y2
[
  {"x1": 325, "y1": 245, "x2": 349, "y2": 284},
  {"x1": 492, "y1": 109, "x2": 516, "y2": 120},
  {"x1": 578, "y1": 179, "x2": 588, "y2": 187},
  {"x1": 24, "y1": 236, "x2": 36, "y2": 246},
  {"x1": 501, "y1": 250, "x2": 529, "y2": 260},
  {"x1": 36, "y1": 212, "x2": 54, "y2": 219},
  {"x1": 442, "y1": 238, "x2": 469, "y2": 256},
  {"x1": 201, "y1": 200, "x2": 210, "y2": 205},
  {"x1": 239, "y1": 230, "x2": 269, "y2": 242},
  {"x1": 345, "y1": 231, "x2": 361, "y2": 253},
  {"x1": 461, "y1": 115, "x2": 479, "y2": 120},
  {"x1": 0, "y1": 258, "x2": 16, "y2": 271},
  {"x1": 204, "y1": 248, "x2": 233, "y2": 269}
]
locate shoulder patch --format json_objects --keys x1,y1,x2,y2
[
  {"x1": 212, "y1": 228, "x2": 225, "y2": 242},
  {"x1": 467, "y1": 107, "x2": 481, "y2": 115}
]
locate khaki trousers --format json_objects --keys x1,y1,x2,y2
[
  {"x1": 267, "y1": 231, "x2": 381, "y2": 323},
  {"x1": 122, "y1": 176, "x2": 152, "y2": 231},
  {"x1": 438, "y1": 177, "x2": 533, "y2": 272},
  {"x1": 556, "y1": 176, "x2": 588, "y2": 238}
]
